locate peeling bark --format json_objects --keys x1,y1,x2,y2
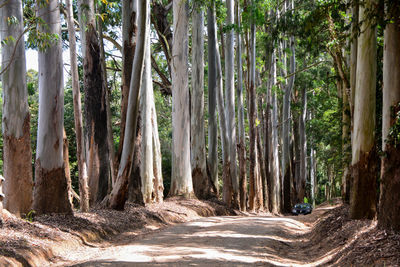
[
  {"x1": 2, "y1": 117, "x2": 33, "y2": 216},
  {"x1": 84, "y1": 24, "x2": 110, "y2": 204},
  {"x1": 34, "y1": 160, "x2": 73, "y2": 215},
  {"x1": 0, "y1": 0, "x2": 33, "y2": 217}
]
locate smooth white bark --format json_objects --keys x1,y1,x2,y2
[
  {"x1": 170, "y1": 0, "x2": 193, "y2": 196},
  {"x1": 191, "y1": 5, "x2": 208, "y2": 196},
  {"x1": 140, "y1": 36, "x2": 154, "y2": 203},
  {"x1": 36, "y1": 0, "x2": 65, "y2": 170},
  {"x1": 352, "y1": 2, "x2": 377, "y2": 164},
  {"x1": 207, "y1": 4, "x2": 219, "y2": 193},
  {"x1": 225, "y1": 0, "x2": 238, "y2": 200},
  {"x1": 382, "y1": 23, "x2": 400, "y2": 150}
]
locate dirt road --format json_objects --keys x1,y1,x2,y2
[{"x1": 52, "y1": 205, "x2": 340, "y2": 267}]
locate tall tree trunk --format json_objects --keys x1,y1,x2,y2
[
  {"x1": 127, "y1": 113, "x2": 143, "y2": 204},
  {"x1": 151, "y1": 94, "x2": 164, "y2": 203},
  {"x1": 282, "y1": 34, "x2": 295, "y2": 212},
  {"x1": 350, "y1": 0, "x2": 378, "y2": 220},
  {"x1": 169, "y1": 0, "x2": 194, "y2": 197},
  {"x1": 210, "y1": 2, "x2": 232, "y2": 205},
  {"x1": 310, "y1": 147, "x2": 316, "y2": 207},
  {"x1": 236, "y1": 0, "x2": 247, "y2": 211},
  {"x1": 225, "y1": 0, "x2": 239, "y2": 208},
  {"x1": 378, "y1": 3, "x2": 400, "y2": 231},
  {"x1": 248, "y1": 17, "x2": 263, "y2": 211},
  {"x1": 65, "y1": 0, "x2": 89, "y2": 212},
  {"x1": 191, "y1": 4, "x2": 213, "y2": 199},
  {"x1": 299, "y1": 86, "x2": 307, "y2": 202},
  {"x1": 97, "y1": 10, "x2": 116, "y2": 188},
  {"x1": 78, "y1": 0, "x2": 110, "y2": 204},
  {"x1": 108, "y1": 0, "x2": 149, "y2": 209},
  {"x1": 140, "y1": 35, "x2": 154, "y2": 204},
  {"x1": 118, "y1": 0, "x2": 137, "y2": 178},
  {"x1": 0, "y1": 0, "x2": 33, "y2": 216},
  {"x1": 207, "y1": 3, "x2": 219, "y2": 195},
  {"x1": 33, "y1": 0, "x2": 72, "y2": 214},
  {"x1": 268, "y1": 50, "x2": 281, "y2": 214},
  {"x1": 63, "y1": 129, "x2": 73, "y2": 205}
]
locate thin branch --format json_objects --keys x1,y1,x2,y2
[{"x1": 0, "y1": 27, "x2": 30, "y2": 76}]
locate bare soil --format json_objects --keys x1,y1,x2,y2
[{"x1": 0, "y1": 198, "x2": 399, "y2": 266}]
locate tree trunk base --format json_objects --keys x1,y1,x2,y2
[
  {"x1": 33, "y1": 159, "x2": 73, "y2": 215},
  {"x1": 350, "y1": 148, "x2": 378, "y2": 219},
  {"x1": 3, "y1": 115, "x2": 33, "y2": 216},
  {"x1": 378, "y1": 145, "x2": 400, "y2": 231}
]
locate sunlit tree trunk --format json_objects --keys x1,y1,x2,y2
[
  {"x1": 78, "y1": 0, "x2": 110, "y2": 203},
  {"x1": 350, "y1": 0, "x2": 377, "y2": 220},
  {"x1": 108, "y1": 0, "x2": 149, "y2": 209},
  {"x1": 33, "y1": 0, "x2": 72, "y2": 214},
  {"x1": 236, "y1": 0, "x2": 247, "y2": 211},
  {"x1": 207, "y1": 3, "x2": 219, "y2": 195},
  {"x1": 140, "y1": 35, "x2": 154, "y2": 204},
  {"x1": 169, "y1": 0, "x2": 194, "y2": 197},
  {"x1": 151, "y1": 94, "x2": 164, "y2": 203},
  {"x1": 225, "y1": 0, "x2": 239, "y2": 208},
  {"x1": 0, "y1": 0, "x2": 33, "y2": 216},
  {"x1": 65, "y1": 0, "x2": 89, "y2": 212},
  {"x1": 191, "y1": 4, "x2": 213, "y2": 199},
  {"x1": 378, "y1": 3, "x2": 400, "y2": 231}
]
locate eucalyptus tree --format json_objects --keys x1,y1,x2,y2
[
  {"x1": 169, "y1": 0, "x2": 194, "y2": 197},
  {"x1": 225, "y1": 0, "x2": 239, "y2": 208},
  {"x1": 236, "y1": 0, "x2": 247, "y2": 211},
  {"x1": 350, "y1": 0, "x2": 377, "y2": 219},
  {"x1": 33, "y1": 0, "x2": 72, "y2": 214},
  {"x1": 191, "y1": 2, "x2": 214, "y2": 199},
  {"x1": 140, "y1": 39, "x2": 154, "y2": 204},
  {"x1": 0, "y1": 0, "x2": 33, "y2": 216},
  {"x1": 78, "y1": 0, "x2": 110, "y2": 204},
  {"x1": 281, "y1": 0, "x2": 296, "y2": 212},
  {"x1": 65, "y1": 0, "x2": 89, "y2": 212},
  {"x1": 298, "y1": 85, "x2": 307, "y2": 202},
  {"x1": 108, "y1": 0, "x2": 149, "y2": 209},
  {"x1": 248, "y1": 9, "x2": 263, "y2": 211},
  {"x1": 268, "y1": 50, "x2": 281, "y2": 213},
  {"x1": 378, "y1": 1, "x2": 400, "y2": 231},
  {"x1": 119, "y1": 0, "x2": 137, "y2": 170},
  {"x1": 207, "y1": 1, "x2": 219, "y2": 195}
]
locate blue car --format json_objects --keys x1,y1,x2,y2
[{"x1": 292, "y1": 203, "x2": 312, "y2": 215}]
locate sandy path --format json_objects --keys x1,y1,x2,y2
[{"x1": 53, "y1": 206, "x2": 336, "y2": 267}]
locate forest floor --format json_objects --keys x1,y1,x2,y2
[{"x1": 0, "y1": 198, "x2": 399, "y2": 266}]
